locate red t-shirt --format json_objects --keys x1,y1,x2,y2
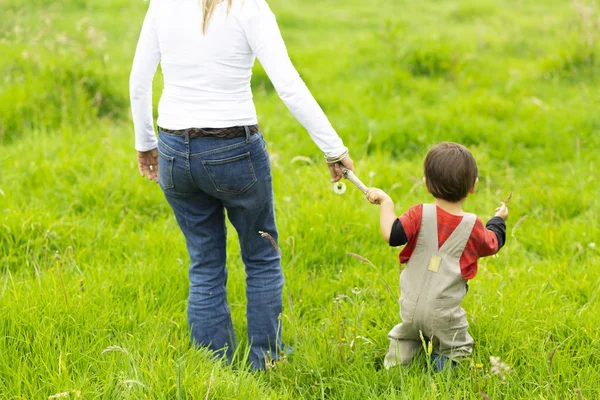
[{"x1": 398, "y1": 204, "x2": 499, "y2": 280}]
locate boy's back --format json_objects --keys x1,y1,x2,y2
[{"x1": 393, "y1": 203, "x2": 505, "y2": 279}]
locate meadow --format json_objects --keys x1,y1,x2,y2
[{"x1": 1, "y1": 0, "x2": 599, "y2": 398}]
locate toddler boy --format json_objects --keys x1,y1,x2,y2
[{"x1": 366, "y1": 142, "x2": 508, "y2": 372}]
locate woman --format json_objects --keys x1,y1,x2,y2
[{"x1": 130, "y1": 0, "x2": 354, "y2": 370}]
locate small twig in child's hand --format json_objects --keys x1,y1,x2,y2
[
  {"x1": 259, "y1": 231, "x2": 282, "y2": 255},
  {"x1": 504, "y1": 192, "x2": 513, "y2": 205}
]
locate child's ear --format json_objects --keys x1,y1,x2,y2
[{"x1": 469, "y1": 177, "x2": 479, "y2": 194}]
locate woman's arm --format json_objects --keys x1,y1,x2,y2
[
  {"x1": 239, "y1": 1, "x2": 347, "y2": 160},
  {"x1": 130, "y1": 2, "x2": 161, "y2": 153}
]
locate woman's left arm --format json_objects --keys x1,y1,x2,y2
[
  {"x1": 130, "y1": 2, "x2": 161, "y2": 181},
  {"x1": 240, "y1": 1, "x2": 352, "y2": 180}
]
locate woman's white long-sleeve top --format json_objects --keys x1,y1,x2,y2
[{"x1": 130, "y1": 0, "x2": 347, "y2": 157}]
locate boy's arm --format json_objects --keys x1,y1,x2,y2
[
  {"x1": 378, "y1": 197, "x2": 397, "y2": 243},
  {"x1": 389, "y1": 219, "x2": 408, "y2": 247},
  {"x1": 485, "y1": 217, "x2": 507, "y2": 251},
  {"x1": 479, "y1": 202, "x2": 509, "y2": 256},
  {"x1": 366, "y1": 188, "x2": 397, "y2": 243},
  {"x1": 490, "y1": 202, "x2": 508, "y2": 250}
]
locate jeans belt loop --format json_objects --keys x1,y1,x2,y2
[{"x1": 244, "y1": 125, "x2": 251, "y2": 143}]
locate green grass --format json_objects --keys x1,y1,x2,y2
[{"x1": 1, "y1": 0, "x2": 599, "y2": 398}]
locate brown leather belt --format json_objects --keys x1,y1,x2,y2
[{"x1": 158, "y1": 125, "x2": 259, "y2": 139}]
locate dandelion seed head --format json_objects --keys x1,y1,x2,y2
[
  {"x1": 490, "y1": 355, "x2": 512, "y2": 379},
  {"x1": 333, "y1": 181, "x2": 347, "y2": 194},
  {"x1": 350, "y1": 287, "x2": 362, "y2": 295}
]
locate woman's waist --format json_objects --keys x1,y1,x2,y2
[
  {"x1": 157, "y1": 98, "x2": 258, "y2": 130},
  {"x1": 159, "y1": 85, "x2": 254, "y2": 107}
]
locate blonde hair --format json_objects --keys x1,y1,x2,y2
[{"x1": 201, "y1": 0, "x2": 232, "y2": 34}]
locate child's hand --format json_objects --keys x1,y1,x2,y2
[
  {"x1": 366, "y1": 188, "x2": 392, "y2": 205},
  {"x1": 495, "y1": 202, "x2": 509, "y2": 220}
]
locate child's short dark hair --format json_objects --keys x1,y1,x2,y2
[{"x1": 424, "y1": 142, "x2": 478, "y2": 202}]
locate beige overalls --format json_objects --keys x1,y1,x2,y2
[{"x1": 384, "y1": 203, "x2": 476, "y2": 369}]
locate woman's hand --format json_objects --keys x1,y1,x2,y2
[
  {"x1": 137, "y1": 148, "x2": 159, "y2": 183},
  {"x1": 328, "y1": 154, "x2": 354, "y2": 183}
]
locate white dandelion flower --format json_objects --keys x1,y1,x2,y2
[
  {"x1": 490, "y1": 355, "x2": 513, "y2": 379},
  {"x1": 333, "y1": 181, "x2": 347, "y2": 194}
]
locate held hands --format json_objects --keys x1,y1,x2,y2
[
  {"x1": 137, "y1": 148, "x2": 159, "y2": 183},
  {"x1": 327, "y1": 153, "x2": 355, "y2": 183},
  {"x1": 495, "y1": 202, "x2": 509, "y2": 220},
  {"x1": 366, "y1": 188, "x2": 392, "y2": 205}
]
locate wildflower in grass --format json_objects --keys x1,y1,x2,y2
[
  {"x1": 490, "y1": 356, "x2": 512, "y2": 380},
  {"x1": 333, "y1": 181, "x2": 347, "y2": 194}
]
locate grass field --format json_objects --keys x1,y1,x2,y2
[{"x1": 1, "y1": 0, "x2": 599, "y2": 398}]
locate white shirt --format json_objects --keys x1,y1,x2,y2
[{"x1": 130, "y1": 0, "x2": 347, "y2": 157}]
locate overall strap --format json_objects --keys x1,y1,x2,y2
[
  {"x1": 438, "y1": 212, "x2": 477, "y2": 259},
  {"x1": 414, "y1": 204, "x2": 439, "y2": 252}
]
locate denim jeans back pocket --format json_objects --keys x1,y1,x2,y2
[
  {"x1": 202, "y1": 152, "x2": 257, "y2": 194},
  {"x1": 158, "y1": 150, "x2": 175, "y2": 190}
]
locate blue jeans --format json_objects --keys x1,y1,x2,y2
[{"x1": 157, "y1": 128, "x2": 284, "y2": 370}]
